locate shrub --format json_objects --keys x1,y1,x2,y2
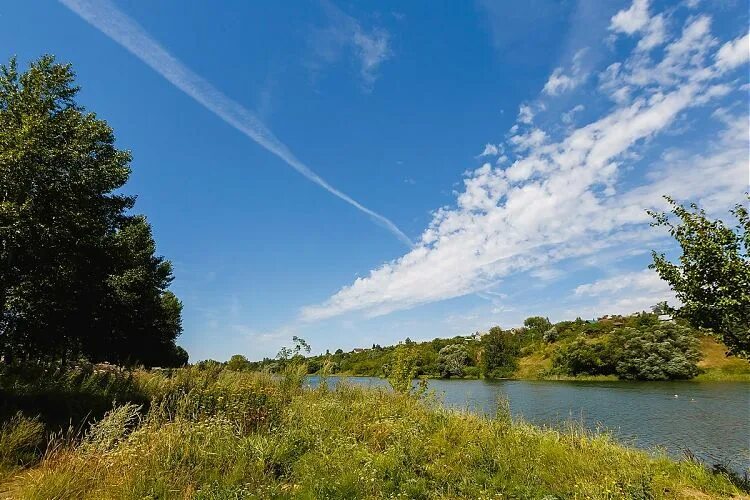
[
  {"x1": 611, "y1": 324, "x2": 701, "y2": 380},
  {"x1": 553, "y1": 339, "x2": 613, "y2": 376},
  {"x1": 542, "y1": 327, "x2": 559, "y2": 343},
  {"x1": 437, "y1": 344, "x2": 469, "y2": 378},
  {"x1": 387, "y1": 344, "x2": 419, "y2": 394}
]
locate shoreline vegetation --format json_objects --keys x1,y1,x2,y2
[
  {"x1": 230, "y1": 313, "x2": 750, "y2": 384},
  {"x1": 1, "y1": 366, "x2": 748, "y2": 499},
  {"x1": 314, "y1": 335, "x2": 750, "y2": 382}
]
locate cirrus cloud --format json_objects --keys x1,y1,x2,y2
[{"x1": 300, "y1": 1, "x2": 748, "y2": 322}]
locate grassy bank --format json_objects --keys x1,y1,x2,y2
[{"x1": 0, "y1": 367, "x2": 747, "y2": 499}]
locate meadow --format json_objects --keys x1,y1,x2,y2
[{"x1": 0, "y1": 365, "x2": 747, "y2": 499}]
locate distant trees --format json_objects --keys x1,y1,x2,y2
[
  {"x1": 481, "y1": 327, "x2": 520, "y2": 378},
  {"x1": 523, "y1": 316, "x2": 552, "y2": 340},
  {"x1": 553, "y1": 323, "x2": 701, "y2": 380},
  {"x1": 437, "y1": 344, "x2": 469, "y2": 378},
  {"x1": 612, "y1": 324, "x2": 700, "y2": 380},
  {"x1": 226, "y1": 354, "x2": 251, "y2": 372},
  {"x1": 553, "y1": 339, "x2": 612, "y2": 376},
  {"x1": 650, "y1": 196, "x2": 750, "y2": 358},
  {"x1": 0, "y1": 56, "x2": 185, "y2": 367}
]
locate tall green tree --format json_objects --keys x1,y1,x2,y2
[
  {"x1": 523, "y1": 316, "x2": 552, "y2": 340},
  {"x1": 481, "y1": 327, "x2": 520, "y2": 378},
  {"x1": 649, "y1": 196, "x2": 750, "y2": 358},
  {"x1": 0, "y1": 56, "x2": 185, "y2": 366}
]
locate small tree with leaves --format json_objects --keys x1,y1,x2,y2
[
  {"x1": 387, "y1": 343, "x2": 418, "y2": 394},
  {"x1": 649, "y1": 196, "x2": 750, "y2": 358}
]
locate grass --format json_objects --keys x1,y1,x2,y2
[
  {"x1": 693, "y1": 337, "x2": 750, "y2": 382},
  {"x1": 0, "y1": 366, "x2": 747, "y2": 499}
]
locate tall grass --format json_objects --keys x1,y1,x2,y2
[{"x1": 0, "y1": 366, "x2": 745, "y2": 499}]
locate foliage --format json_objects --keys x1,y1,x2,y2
[
  {"x1": 553, "y1": 322, "x2": 701, "y2": 380},
  {"x1": 612, "y1": 324, "x2": 701, "y2": 380},
  {"x1": 481, "y1": 326, "x2": 520, "y2": 378},
  {"x1": 524, "y1": 316, "x2": 552, "y2": 339},
  {"x1": 437, "y1": 343, "x2": 469, "y2": 377},
  {"x1": 0, "y1": 56, "x2": 185, "y2": 367},
  {"x1": 386, "y1": 344, "x2": 419, "y2": 394},
  {"x1": 226, "y1": 354, "x2": 251, "y2": 372},
  {"x1": 1, "y1": 366, "x2": 743, "y2": 499},
  {"x1": 553, "y1": 338, "x2": 613, "y2": 376},
  {"x1": 649, "y1": 196, "x2": 750, "y2": 358},
  {"x1": 542, "y1": 326, "x2": 558, "y2": 343},
  {"x1": 0, "y1": 412, "x2": 44, "y2": 475}
]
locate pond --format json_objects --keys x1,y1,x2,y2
[{"x1": 307, "y1": 376, "x2": 750, "y2": 474}]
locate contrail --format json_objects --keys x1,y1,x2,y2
[{"x1": 59, "y1": 0, "x2": 413, "y2": 247}]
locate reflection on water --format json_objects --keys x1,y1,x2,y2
[{"x1": 307, "y1": 376, "x2": 750, "y2": 473}]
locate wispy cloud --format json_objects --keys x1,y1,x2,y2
[
  {"x1": 543, "y1": 49, "x2": 589, "y2": 96},
  {"x1": 300, "y1": 0, "x2": 748, "y2": 322},
  {"x1": 308, "y1": 0, "x2": 392, "y2": 91},
  {"x1": 59, "y1": 0, "x2": 411, "y2": 247},
  {"x1": 569, "y1": 268, "x2": 677, "y2": 319}
]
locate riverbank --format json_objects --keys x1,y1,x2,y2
[
  {"x1": 1, "y1": 367, "x2": 746, "y2": 499},
  {"x1": 329, "y1": 336, "x2": 750, "y2": 382}
]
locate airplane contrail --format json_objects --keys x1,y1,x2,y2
[{"x1": 59, "y1": 0, "x2": 413, "y2": 247}]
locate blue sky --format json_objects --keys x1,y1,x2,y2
[{"x1": 3, "y1": 0, "x2": 748, "y2": 360}]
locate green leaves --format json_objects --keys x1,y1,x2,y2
[
  {"x1": 553, "y1": 323, "x2": 701, "y2": 380},
  {"x1": 649, "y1": 196, "x2": 750, "y2": 358},
  {"x1": 0, "y1": 56, "x2": 185, "y2": 367}
]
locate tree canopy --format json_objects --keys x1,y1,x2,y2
[
  {"x1": 649, "y1": 196, "x2": 750, "y2": 358},
  {"x1": 0, "y1": 56, "x2": 186, "y2": 367}
]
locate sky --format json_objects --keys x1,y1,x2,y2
[{"x1": 2, "y1": 0, "x2": 748, "y2": 361}]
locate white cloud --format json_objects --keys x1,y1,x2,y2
[
  {"x1": 610, "y1": 0, "x2": 651, "y2": 35},
  {"x1": 517, "y1": 104, "x2": 535, "y2": 124},
  {"x1": 715, "y1": 33, "x2": 750, "y2": 72},
  {"x1": 571, "y1": 268, "x2": 678, "y2": 318},
  {"x1": 311, "y1": 0, "x2": 392, "y2": 90},
  {"x1": 508, "y1": 128, "x2": 547, "y2": 152},
  {"x1": 60, "y1": 0, "x2": 411, "y2": 247},
  {"x1": 575, "y1": 268, "x2": 666, "y2": 296},
  {"x1": 479, "y1": 143, "x2": 500, "y2": 157},
  {"x1": 300, "y1": 4, "x2": 747, "y2": 322},
  {"x1": 544, "y1": 68, "x2": 578, "y2": 96},
  {"x1": 562, "y1": 104, "x2": 585, "y2": 124},
  {"x1": 543, "y1": 48, "x2": 588, "y2": 96},
  {"x1": 609, "y1": 0, "x2": 667, "y2": 52}
]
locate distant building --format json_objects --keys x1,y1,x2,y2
[
  {"x1": 352, "y1": 348, "x2": 366, "y2": 353},
  {"x1": 658, "y1": 314, "x2": 674, "y2": 322}
]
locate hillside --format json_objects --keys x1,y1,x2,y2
[{"x1": 242, "y1": 313, "x2": 750, "y2": 382}]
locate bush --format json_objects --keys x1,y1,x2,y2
[
  {"x1": 542, "y1": 327, "x2": 559, "y2": 343},
  {"x1": 437, "y1": 344, "x2": 469, "y2": 378},
  {"x1": 553, "y1": 339, "x2": 613, "y2": 376},
  {"x1": 611, "y1": 324, "x2": 701, "y2": 380},
  {"x1": 553, "y1": 324, "x2": 702, "y2": 380}
]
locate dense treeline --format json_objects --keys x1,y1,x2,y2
[
  {"x1": 0, "y1": 56, "x2": 186, "y2": 367},
  {"x1": 222, "y1": 312, "x2": 722, "y2": 381}
]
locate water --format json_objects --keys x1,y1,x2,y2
[{"x1": 307, "y1": 376, "x2": 750, "y2": 473}]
